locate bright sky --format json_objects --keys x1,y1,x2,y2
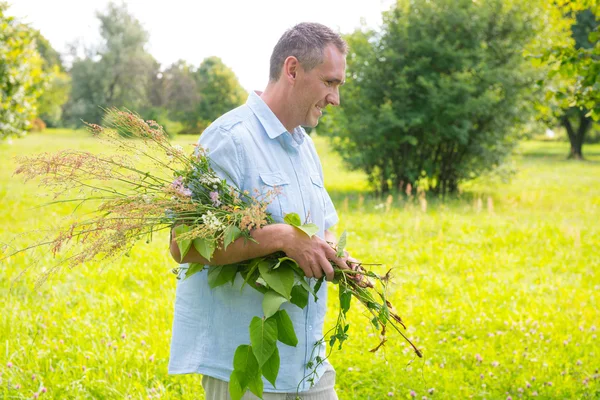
[{"x1": 9, "y1": 0, "x2": 394, "y2": 91}]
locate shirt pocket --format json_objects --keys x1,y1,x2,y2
[
  {"x1": 259, "y1": 171, "x2": 291, "y2": 220},
  {"x1": 310, "y1": 174, "x2": 327, "y2": 219}
]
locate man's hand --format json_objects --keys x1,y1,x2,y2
[{"x1": 281, "y1": 226, "x2": 347, "y2": 281}]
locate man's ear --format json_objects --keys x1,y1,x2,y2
[{"x1": 283, "y1": 56, "x2": 300, "y2": 83}]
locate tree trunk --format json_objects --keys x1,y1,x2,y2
[{"x1": 562, "y1": 111, "x2": 592, "y2": 160}]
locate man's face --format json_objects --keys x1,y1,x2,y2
[{"x1": 294, "y1": 44, "x2": 346, "y2": 128}]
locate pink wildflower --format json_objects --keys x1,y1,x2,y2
[
  {"x1": 410, "y1": 390, "x2": 416, "y2": 397},
  {"x1": 209, "y1": 191, "x2": 221, "y2": 207},
  {"x1": 172, "y1": 177, "x2": 192, "y2": 197},
  {"x1": 7, "y1": 362, "x2": 12, "y2": 368},
  {"x1": 41, "y1": 387, "x2": 47, "y2": 393},
  {"x1": 475, "y1": 354, "x2": 483, "y2": 362}
]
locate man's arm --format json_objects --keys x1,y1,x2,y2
[{"x1": 170, "y1": 225, "x2": 348, "y2": 281}]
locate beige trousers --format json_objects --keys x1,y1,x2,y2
[{"x1": 201, "y1": 366, "x2": 338, "y2": 400}]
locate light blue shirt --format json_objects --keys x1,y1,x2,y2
[{"x1": 168, "y1": 91, "x2": 339, "y2": 393}]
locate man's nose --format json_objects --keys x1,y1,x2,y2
[{"x1": 326, "y1": 88, "x2": 340, "y2": 107}]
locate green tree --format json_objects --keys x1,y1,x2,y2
[
  {"x1": 539, "y1": 3, "x2": 599, "y2": 159},
  {"x1": 181, "y1": 56, "x2": 246, "y2": 134},
  {"x1": 0, "y1": 2, "x2": 45, "y2": 140},
  {"x1": 33, "y1": 31, "x2": 71, "y2": 127},
  {"x1": 161, "y1": 60, "x2": 200, "y2": 123},
  {"x1": 321, "y1": 0, "x2": 544, "y2": 195},
  {"x1": 63, "y1": 2, "x2": 159, "y2": 126}
]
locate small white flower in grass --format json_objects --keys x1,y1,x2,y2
[
  {"x1": 531, "y1": 391, "x2": 538, "y2": 396},
  {"x1": 475, "y1": 354, "x2": 483, "y2": 362},
  {"x1": 428, "y1": 388, "x2": 435, "y2": 394},
  {"x1": 576, "y1": 360, "x2": 582, "y2": 366},
  {"x1": 121, "y1": 333, "x2": 126, "y2": 339},
  {"x1": 347, "y1": 367, "x2": 353, "y2": 372},
  {"x1": 149, "y1": 355, "x2": 154, "y2": 362},
  {"x1": 32, "y1": 374, "x2": 36, "y2": 380},
  {"x1": 387, "y1": 392, "x2": 394, "y2": 397},
  {"x1": 491, "y1": 361, "x2": 499, "y2": 367},
  {"x1": 14, "y1": 383, "x2": 20, "y2": 389}
]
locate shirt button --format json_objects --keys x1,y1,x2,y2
[{"x1": 309, "y1": 325, "x2": 313, "y2": 331}]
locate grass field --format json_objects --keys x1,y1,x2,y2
[{"x1": 1, "y1": 129, "x2": 599, "y2": 399}]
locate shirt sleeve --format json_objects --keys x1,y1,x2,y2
[
  {"x1": 197, "y1": 126, "x2": 245, "y2": 190},
  {"x1": 323, "y1": 189, "x2": 339, "y2": 231}
]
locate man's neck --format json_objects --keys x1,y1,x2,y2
[{"x1": 259, "y1": 84, "x2": 297, "y2": 133}]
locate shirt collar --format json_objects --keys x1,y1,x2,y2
[{"x1": 246, "y1": 91, "x2": 305, "y2": 146}]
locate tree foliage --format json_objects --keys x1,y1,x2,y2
[
  {"x1": 534, "y1": 1, "x2": 599, "y2": 159},
  {"x1": 33, "y1": 31, "x2": 71, "y2": 127},
  {"x1": 0, "y1": 2, "x2": 46, "y2": 140},
  {"x1": 179, "y1": 56, "x2": 246, "y2": 134},
  {"x1": 541, "y1": 0, "x2": 599, "y2": 121},
  {"x1": 63, "y1": 2, "x2": 159, "y2": 126},
  {"x1": 321, "y1": 0, "x2": 544, "y2": 195}
]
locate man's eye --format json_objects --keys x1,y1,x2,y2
[{"x1": 324, "y1": 81, "x2": 333, "y2": 87}]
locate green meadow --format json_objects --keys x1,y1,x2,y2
[{"x1": 1, "y1": 130, "x2": 599, "y2": 399}]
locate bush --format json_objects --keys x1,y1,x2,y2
[{"x1": 321, "y1": 0, "x2": 545, "y2": 195}]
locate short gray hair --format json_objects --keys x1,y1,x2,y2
[{"x1": 269, "y1": 22, "x2": 348, "y2": 82}]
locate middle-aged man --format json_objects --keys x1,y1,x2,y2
[{"x1": 169, "y1": 22, "x2": 357, "y2": 399}]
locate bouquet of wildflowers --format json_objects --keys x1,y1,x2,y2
[{"x1": 6, "y1": 109, "x2": 421, "y2": 400}]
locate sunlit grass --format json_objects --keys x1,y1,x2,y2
[{"x1": 1, "y1": 130, "x2": 598, "y2": 399}]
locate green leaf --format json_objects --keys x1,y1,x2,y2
[
  {"x1": 313, "y1": 277, "x2": 324, "y2": 298},
  {"x1": 296, "y1": 223, "x2": 319, "y2": 238},
  {"x1": 228, "y1": 370, "x2": 245, "y2": 400},
  {"x1": 283, "y1": 213, "x2": 302, "y2": 226},
  {"x1": 290, "y1": 284, "x2": 309, "y2": 309},
  {"x1": 262, "y1": 346, "x2": 280, "y2": 387},
  {"x1": 300, "y1": 278, "x2": 318, "y2": 302},
  {"x1": 232, "y1": 345, "x2": 263, "y2": 398},
  {"x1": 339, "y1": 287, "x2": 352, "y2": 314},
  {"x1": 248, "y1": 372, "x2": 264, "y2": 398},
  {"x1": 223, "y1": 225, "x2": 242, "y2": 251},
  {"x1": 184, "y1": 263, "x2": 205, "y2": 280},
  {"x1": 249, "y1": 316, "x2": 278, "y2": 368},
  {"x1": 207, "y1": 264, "x2": 238, "y2": 288},
  {"x1": 233, "y1": 345, "x2": 259, "y2": 372},
  {"x1": 241, "y1": 257, "x2": 263, "y2": 291},
  {"x1": 273, "y1": 310, "x2": 298, "y2": 347},
  {"x1": 258, "y1": 262, "x2": 295, "y2": 300},
  {"x1": 336, "y1": 230, "x2": 347, "y2": 258},
  {"x1": 174, "y1": 224, "x2": 191, "y2": 262},
  {"x1": 272, "y1": 256, "x2": 296, "y2": 269},
  {"x1": 193, "y1": 237, "x2": 215, "y2": 261},
  {"x1": 262, "y1": 290, "x2": 288, "y2": 318}
]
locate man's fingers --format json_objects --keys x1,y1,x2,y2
[
  {"x1": 310, "y1": 263, "x2": 323, "y2": 279},
  {"x1": 320, "y1": 256, "x2": 335, "y2": 281}
]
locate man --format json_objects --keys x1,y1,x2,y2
[{"x1": 169, "y1": 22, "x2": 355, "y2": 399}]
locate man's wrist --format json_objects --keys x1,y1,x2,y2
[{"x1": 274, "y1": 223, "x2": 296, "y2": 253}]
